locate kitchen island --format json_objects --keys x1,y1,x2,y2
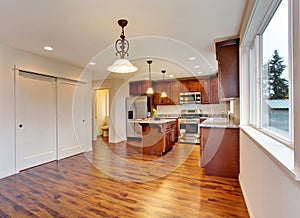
[
  {"x1": 134, "y1": 119, "x2": 176, "y2": 156},
  {"x1": 199, "y1": 118, "x2": 240, "y2": 178}
]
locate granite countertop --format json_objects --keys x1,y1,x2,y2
[
  {"x1": 132, "y1": 118, "x2": 176, "y2": 124},
  {"x1": 199, "y1": 117, "x2": 240, "y2": 129}
]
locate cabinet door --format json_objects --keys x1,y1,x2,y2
[
  {"x1": 169, "y1": 81, "x2": 181, "y2": 104},
  {"x1": 180, "y1": 80, "x2": 189, "y2": 92},
  {"x1": 216, "y1": 38, "x2": 239, "y2": 98},
  {"x1": 210, "y1": 76, "x2": 219, "y2": 103},
  {"x1": 188, "y1": 79, "x2": 201, "y2": 92},
  {"x1": 201, "y1": 79, "x2": 210, "y2": 104},
  {"x1": 129, "y1": 82, "x2": 139, "y2": 95},
  {"x1": 129, "y1": 81, "x2": 151, "y2": 96},
  {"x1": 153, "y1": 82, "x2": 169, "y2": 105}
]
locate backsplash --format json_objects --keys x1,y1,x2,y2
[{"x1": 157, "y1": 103, "x2": 228, "y2": 116}]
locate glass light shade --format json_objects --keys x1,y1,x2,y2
[
  {"x1": 146, "y1": 87, "x2": 154, "y2": 94},
  {"x1": 161, "y1": 91, "x2": 167, "y2": 98},
  {"x1": 107, "y1": 58, "x2": 138, "y2": 73}
]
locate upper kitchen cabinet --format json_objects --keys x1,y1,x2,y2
[
  {"x1": 187, "y1": 79, "x2": 202, "y2": 92},
  {"x1": 129, "y1": 80, "x2": 152, "y2": 96},
  {"x1": 168, "y1": 81, "x2": 181, "y2": 105},
  {"x1": 153, "y1": 80, "x2": 181, "y2": 105},
  {"x1": 153, "y1": 81, "x2": 170, "y2": 105},
  {"x1": 215, "y1": 38, "x2": 239, "y2": 99},
  {"x1": 179, "y1": 79, "x2": 201, "y2": 92},
  {"x1": 200, "y1": 79, "x2": 210, "y2": 104},
  {"x1": 210, "y1": 75, "x2": 219, "y2": 104}
]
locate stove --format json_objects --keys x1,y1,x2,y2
[{"x1": 178, "y1": 109, "x2": 202, "y2": 144}]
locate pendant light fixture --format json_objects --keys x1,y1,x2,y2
[
  {"x1": 107, "y1": 19, "x2": 138, "y2": 73},
  {"x1": 146, "y1": 60, "x2": 154, "y2": 94},
  {"x1": 161, "y1": 70, "x2": 167, "y2": 98}
]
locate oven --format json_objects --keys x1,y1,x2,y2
[{"x1": 178, "y1": 109, "x2": 202, "y2": 144}]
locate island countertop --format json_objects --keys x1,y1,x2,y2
[
  {"x1": 200, "y1": 118, "x2": 240, "y2": 129},
  {"x1": 132, "y1": 118, "x2": 176, "y2": 125}
]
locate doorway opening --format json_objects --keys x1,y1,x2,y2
[{"x1": 95, "y1": 89, "x2": 109, "y2": 139}]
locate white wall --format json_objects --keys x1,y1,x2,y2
[
  {"x1": 0, "y1": 43, "x2": 92, "y2": 178},
  {"x1": 240, "y1": 131, "x2": 300, "y2": 218},
  {"x1": 93, "y1": 78, "x2": 128, "y2": 143}
]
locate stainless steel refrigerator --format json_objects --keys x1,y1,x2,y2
[{"x1": 126, "y1": 95, "x2": 150, "y2": 140}]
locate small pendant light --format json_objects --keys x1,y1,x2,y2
[
  {"x1": 146, "y1": 60, "x2": 154, "y2": 94},
  {"x1": 161, "y1": 70, "x2": 167, "y2": 98}
]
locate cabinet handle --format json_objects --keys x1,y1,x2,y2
[{"x1": 19, "y1": 124, "x2": 23, "y2": 128}]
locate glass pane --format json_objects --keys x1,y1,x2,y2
[{"x1": 261, "y1": 0, "x2": 289, "y2": 138}]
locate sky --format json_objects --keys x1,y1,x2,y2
[{"x1": 263, "y1": 0, "x2": 289, "y2": 79}]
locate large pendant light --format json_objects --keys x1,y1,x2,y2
[
  {"x1": 161, "y1": 70, "x2": 167, "y2": 98},
  {"x1": 146, "y1": 60, "x2": 154, "y2": 94},
  {"x1": 107, "y1": 19, "x2": 138, "y2": 73}
]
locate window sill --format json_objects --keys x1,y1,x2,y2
[{"x1": 240, "y1": 125, "x2": 300, "y2": 181}]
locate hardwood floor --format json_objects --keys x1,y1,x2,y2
[{"x1": 0, "y1": 138, "x2": 249, "y2": 217}]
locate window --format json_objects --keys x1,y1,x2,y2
[
  {"x1": 249, "y1": 42, "x2": 257, "y2": 125},
  {"x1": 250, "y1": 0, "x2": 292, "y2": 143}
]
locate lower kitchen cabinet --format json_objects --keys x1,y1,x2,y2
[
  {"x1": 200, "y1": 127, "x2": 239, "y2": 178},
  {"x1": 140, "y1": 120, "x2": 176, "y2": 156}
]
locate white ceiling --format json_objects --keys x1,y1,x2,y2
[{"x1": 0, "y1": 0, "x2": 248, "y2": 80}]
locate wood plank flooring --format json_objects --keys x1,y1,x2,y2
[{"x1": 0, "y1": 137, "x2": 249, "y2": 217}]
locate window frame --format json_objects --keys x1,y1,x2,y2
[{"x1": 250, "y1": 0, "x2": 293, "y2": 147}]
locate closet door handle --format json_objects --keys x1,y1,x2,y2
[{"x1": 19, "y1": 124, "x2": 23, "y2": 128}]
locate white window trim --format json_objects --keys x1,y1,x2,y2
[{"x1": 241, "y1": 126, "x2": 300, "y2": 181}]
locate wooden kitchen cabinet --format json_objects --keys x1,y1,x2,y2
[
  {"x1": 140, "y1": 120, "x2": 176, "y2": 156},
  {"x1": 164, "y1": 118, "x2": 178, "y2": 141},
  {"x1": 129, "y1": 80, "x2": 152, "y2": 96},
  {"x1": 168, "y1": 81, "x2": 181, "y2": 104},
  {"x1": 215, "y1": 38, "x2": 239, "y2": 98},
  {"x1": 153, "y1": 80, "x2": 181, "y2": 105},
  {"x1": 200, "y1": 127, "x2": 239, "y2": 178},
  {"x1": 180, "y1": 80, "x2": 189, "y2": 92},
  {"x1": 210, "y1": 76, "x2": 219, "y2": 103},
  {"x1": 179, "y1": 79, "x2": 201, "y2": 92},
  {"x1": 200, "y1": 79, "x2": 210, "y2": 104},
  {"x1": 153, "y1": 81, "x2": 170, "y2": 105},
  {"x1": 188, "y1": 79, "x2": 201, "y2": 92},
  {"x1": 129, "y1": 75, "x2": 219, "y2": 105}
]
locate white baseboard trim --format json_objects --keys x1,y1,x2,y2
[
  {"x1": 0, "y1": 169, "x2": 16, "y2": 179},
  {"x1": 239, "y1": 174, "x2": 254, "y2": 218}
]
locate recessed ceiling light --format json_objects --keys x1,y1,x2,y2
[
  {"x1": 169, "y1": 74, "x2": 174, "y2": 78},
  {"x1": 189, "y1": 56, "x2": 196, "y2": 61},
  {"x1": 43, "y1": 46, "x2": 53, "y2": 51},
  {"x1": 197, "y1": 71, "x2": 203, "y2": 74},
  {"x1": 89, "y1": 62, "x2": 96, "y2": 65},
  {"x1": 194, "y1": 65, "x2": 200, "y2": 69}
]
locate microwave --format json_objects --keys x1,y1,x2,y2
[{"x1": 179, "y1": 92, "x2": 201, "y2": 104}]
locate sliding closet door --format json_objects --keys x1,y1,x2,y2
[
  {"x1": 73, "y1": 82, "x2": 89, "y2": 152},
  {"x1": 16, "y1": 71, "x2": 56, "y2": 171},
  {"x1": 57, "y1": 79, "x2": 83, "y2": 159}
]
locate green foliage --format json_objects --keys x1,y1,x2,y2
[{"x1": 266, "y1": 50, "x2": 289, "y2": 99}]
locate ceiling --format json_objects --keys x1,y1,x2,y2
[{"x1": 0, "y1": 0, "x2": 248, "y2": 80}]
